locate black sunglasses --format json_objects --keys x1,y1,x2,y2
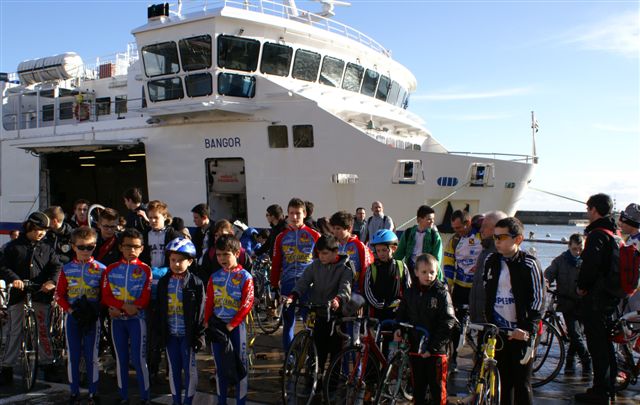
[{"x1": 75, "y1": 244, "x2": 96, "y2": 251}]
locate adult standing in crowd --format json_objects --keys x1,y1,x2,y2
[
  {"x1": 362, "y1": 201, "x2": 394, "y2": 244},
  {"x1": 254, "y1": 204, "x2": 287, "y2": 259},
  {"x1": 67, "y1": 199, "x2": 92, "y2": 229},
  {"x1": 191, "y1": 203, "x2": 211, "y2": 264},
  {"x1": 352, "y1": 207, "x2": 366, "y2": 240},
  {"x1": 43, "y1": 206, "x2": 74, "y2": 264},
  {"x1": 122, "y1": 187, "x2": 148, "y2": 233},
  {"x1": 575, "y1": 193, "x2": 619, "y2": 404}
]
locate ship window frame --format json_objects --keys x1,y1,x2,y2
[
  {"x1": 59, "y1": 101, "x2": 74, "y2": 120},
  {"x1": 292, "y1": 49, "x2": 321, "y2": 82},
  {"x1": 319, "y1": 56, "x2": 345, "y2": 87},
  {"x1": 396, "y1": 87, "x2": 407, "y2": 107},
  {"x1": 185, "y1": 73, "x2": 213, "y2": 97},
  {"x1": 217, "y1": 72, "x2": 256, "y2": 98},
  {"x1": 375, "y1": 75, "x2": 390, "y2": 101},
  {"x1": 268, "y1": 125, "x2": 289, "y2": 148},
  {"x1": 148, "y1": 77, "x2": 184, "y2": 102},
  {"x1": 360, "y1": 69, "x2": 379, "y2": 97},
  {"x1": 96, "y1": 97, "x2": 111, "y2": 116},
  {"x1": 260, "y1": 42, "x2": 293, "y2": 77},
  {"x1": 141, "y1": 41, "x2": 180, "y2": 78},
  {"x1": 293, "y1": 125, "x2": 314, "y2": 148},
  {"x1": 342, "y1": 62, "x2": 364, "y2": 92},
  {"x1": 217, "y1": 35, "x2": 260, "y2": 72},
  {"x1": 42, "y1": 104, "x2": 54, "y2": 122},
  {"x1": 387, "y1": 81, "x2": 401, "y2": 105},
  {"x1": 179, "y1": 34, "x2": 212, "y2": 71},
  {"x1": 115, "y1": 95, "x2": 127, "y2": 115}
]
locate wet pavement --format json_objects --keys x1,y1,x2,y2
[{"x1": 1, "y1": 326, "x2": 639, "y2": 404}]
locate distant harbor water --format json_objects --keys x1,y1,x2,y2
[{"x1": 521, "y1": 224, "x2": 585, "y2": 268}]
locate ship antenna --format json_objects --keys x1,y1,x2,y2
[{"x1": 531, "y1": 110, "x2": 539, "y2": 164}]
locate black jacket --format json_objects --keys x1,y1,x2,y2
[
  {"x1": 483, "y1": 250, "x2": 544, "y2": 335},
  {"x1": 192, "y1": 222, "x2": 211, "y2": 261},
  {"x1": 255, "y1": 219, "x2": 286, "y2": 258},
  {"x1": 153, "y1": 271, "x2": 205, "y2": 351},
  {"x1": 43, "y1": 222, "x2": 74, "y2": 265},
  {"x1": 140, "y1": 226, "x2": 181, "y2": 268},
  {"x1": 124, "y1": 203, "x2": 148, "y2": 233},
  {"x1": 95, "y1": 233, "x2": 122, "y2": 267},
  {"x1": 0, "y1": 234, "x2": 62, "y2": 304},
  {"x1": 395, "y1": 280, "x2": 456, "y2": 354}
]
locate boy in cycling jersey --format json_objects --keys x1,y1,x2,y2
[
  {"x1": 395, "y1": 254, "x2": 455, "y2": 405},
  {"x1": 56, "y1": 226, "x2": 105, "y2": 405},
  {"x1": 483, "y1": 217, "x2": 544, "y2": 405},
  {"x1": 203, "y1": 235, "x2": 254, "y2": 405},
  {"x1": 284, "y1": 234, "x2": 353, "y2": 374},
  {"x1": 330, "y1": 210, "x2": 373, "y2": 294},
  {"x1": 153, "y1": 237, "x2": 205, "y2": 405}
]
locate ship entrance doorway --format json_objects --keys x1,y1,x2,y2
[
  {"x1": 206, "y1": 158, "x2": 247, "y2": 223},
  {"x1": 38, "y1": 143, "x2": 148, "y2": 217}
]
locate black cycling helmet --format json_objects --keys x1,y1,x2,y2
[{"x1": 26, "y1": 211, "x2": 50, "y2": 229}]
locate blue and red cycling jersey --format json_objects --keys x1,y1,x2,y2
[
  {"x1": 101, "y1": 258, "x2": 152, "y2": 319},
  {"x1": 338, "y1": 235, "x2": 373, "y2": 294},
  {"x1": 270, "y1": 225, "x2": 321, "y2": 293},
  {"x1": 56, "y1": 257, "x2": 106, "y2": 311},
  {"x1": 204, "y1": 265, "x2": 254, "y2": 328}
]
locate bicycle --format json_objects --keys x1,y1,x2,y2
[
  {"x1": 49, "y1": 301, "x2": 66, "y2": 367},
  {"x1": 610, "y1": 309, "x2": 640, "y2": 392},
  {"x1": 252, "y1": 257, "x2": 283, "y2": 334},
  {"x1": 4, "y1": 280, "x2": 41, "y2": 391},
  {"x1": 531, "y1": 290, "x2": 567, "y2": 387},
  {"x1": 323, "y1": 316, "x2": 384, "y2": 405},
  {"x1": 458, "y1": 323, "x2": 535, "y2": 405},
  {"x1": 374, "y1": 321, "x2": 432, "y2": 405},
  {"x1": 282, "y1": 301, "x2": 334, "y2": 405}
]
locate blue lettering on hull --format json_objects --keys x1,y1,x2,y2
[{"x1": 204, "y1": 137, "x2": 241, "y2": 148}]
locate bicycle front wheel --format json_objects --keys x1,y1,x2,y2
[
  {"x1": 282, "y1": 331, "x2": 318, "y2": 405},
  {"x1": 472, "y1": 362, "x2": 501, "y2": 405},
  {"x1": 531, "y1": 319, "x2": 565, "y2": 388},
  {"x1": 324, "y1": 346, "x2": 381, "y2": 405},
  {"x1": 255, "y1": 298, "x2": 282, "y2": 335},
  {"x1": 375, "y1": 351, "x2": 409, "y2": 405},
  {"x1": 22, "y1": 310, "x2": 39, "y2": 391}
]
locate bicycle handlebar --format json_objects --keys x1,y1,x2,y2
[{"x1": 468, "y1": 323, "x2": 535, "y2": 364}]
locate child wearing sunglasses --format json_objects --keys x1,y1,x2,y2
[
  {"x1": 55, "y1": 226, "x2": 105, "y2": 405},
  {"x1": 482, "y1": 217, "x2": 544, "y2": 405}
]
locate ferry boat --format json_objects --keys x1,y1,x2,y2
[{"x1": 0, "y1": 0, "x2": 536, "y2": 233}]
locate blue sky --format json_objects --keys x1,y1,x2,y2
[{"x1": 1, "y1": 0, "x2": 638, "y2": 212}]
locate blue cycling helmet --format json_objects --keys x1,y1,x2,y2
[
  {"x1": 370, "y1": 229, "x2": 398, "y2": 245},
  {"x1": 166, "y1": 237, "x2": 197, "y2": 258}
]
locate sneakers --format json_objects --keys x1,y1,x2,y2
[
  {"x1": 574, "y1": 388, "x2": 611, "y2": 404},
  {"x1": 0, "y1": 367, "x2": 12, "y2": 386}
]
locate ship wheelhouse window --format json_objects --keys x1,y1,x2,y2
[
  {"x1": 293, "y1": 125, "x2": 314, "y2": 148},
  {"x1": 342, "y1": 63, "x2": 364, "y2": 92},
  {"x1": 217, "y1": 35, "x2": 260, "y2": 72},
  {"x1": 42, "y1": 104, "x2": 54, "y2": 122},
  {"x1": 260, "y1": 43, "x2": 293, "y2": 76},
  {"x1": 360, "y1": 69, "x2": 379, "y2": 97},
  {"x1": 60, "y1": 102, "x2": 74, "y2": 120},
  {"x1": 387, "y1": 81, "x2": 401, "y2": 105},
  {"x1": 185, "y1": 73, "x2": 213, "y2": 97},
  {"x1": 179, "y1": 35, "x2": 212, "y2": 71},
  {"x1": 115, "y1": 95, "x2": 127, "y2": 115},
  {"x1": 292, "y1": 49, "x2": 321, "y2": 82},
  {"x1": 376, "y1": 75, "x2": 390, "y2": 101},
  {"x1": 142, "y1": 41, "x2": 180, "y2": 77},
  {"x1": 397, "y1": 88, "x2": 407, "y2": 107},
  {"x1": 268, "y1": 125, "x2": 288, "y2": 148},
  {"x1": 218, "y1": 73, "x2": 256, "y2": 98},
  {"x1": 148, "y1": 77, "x2": 184, "y2": 102},
  {"x1": 319, "y1": 56, "x2": 345, "y2": 87},
  {"x1": 96, "y1": 97, "x2": 111, "y2": 116}
]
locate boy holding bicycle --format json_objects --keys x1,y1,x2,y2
[
  {"x1": 483, "y1": 217, "x2": 544, "y2": 405},
  {"x1": 394, "y1": 254, "x2": 456, "y2": 405},
  {"x1": 284, "y1": 234, "x2": 353, "y2": 373}
]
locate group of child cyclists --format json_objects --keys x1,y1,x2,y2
[{"x1": 0, "y1": 191, "x2": 597, "y2": 405}]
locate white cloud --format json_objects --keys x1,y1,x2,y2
[
  {"x1": 561, "y1": 11, "x2": 640, "y2": 58},
  {"x1": 412, "y1": 87, "x2": 532, "y2": 101},
  {"x1": 593, "y1": 123, "x2": 640, "y2": 134}
]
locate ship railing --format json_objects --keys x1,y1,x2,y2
[
  {"x1": 448, "y1": 151, "x2": 536, "y2": 163},
  {"x1": 180, "y1": 0, "x2": 391, "y2": 56},
  {"x1": 1, "y1": 97, "x2": 146, "y2": 135},
  {"x1": 80, "y1": 43, "x2": 139, "y2": 80}
]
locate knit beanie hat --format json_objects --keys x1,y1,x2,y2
[{"x1": 620, "y1": 203, "x2": 640, "y2": 229}]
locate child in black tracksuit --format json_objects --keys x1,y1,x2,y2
[
  {"x1": 395, "y1": 254, "x2": 456, "y2": 405},
  {"x1": 483, "y1": 217, "x2": 544, "y2": 405}
]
